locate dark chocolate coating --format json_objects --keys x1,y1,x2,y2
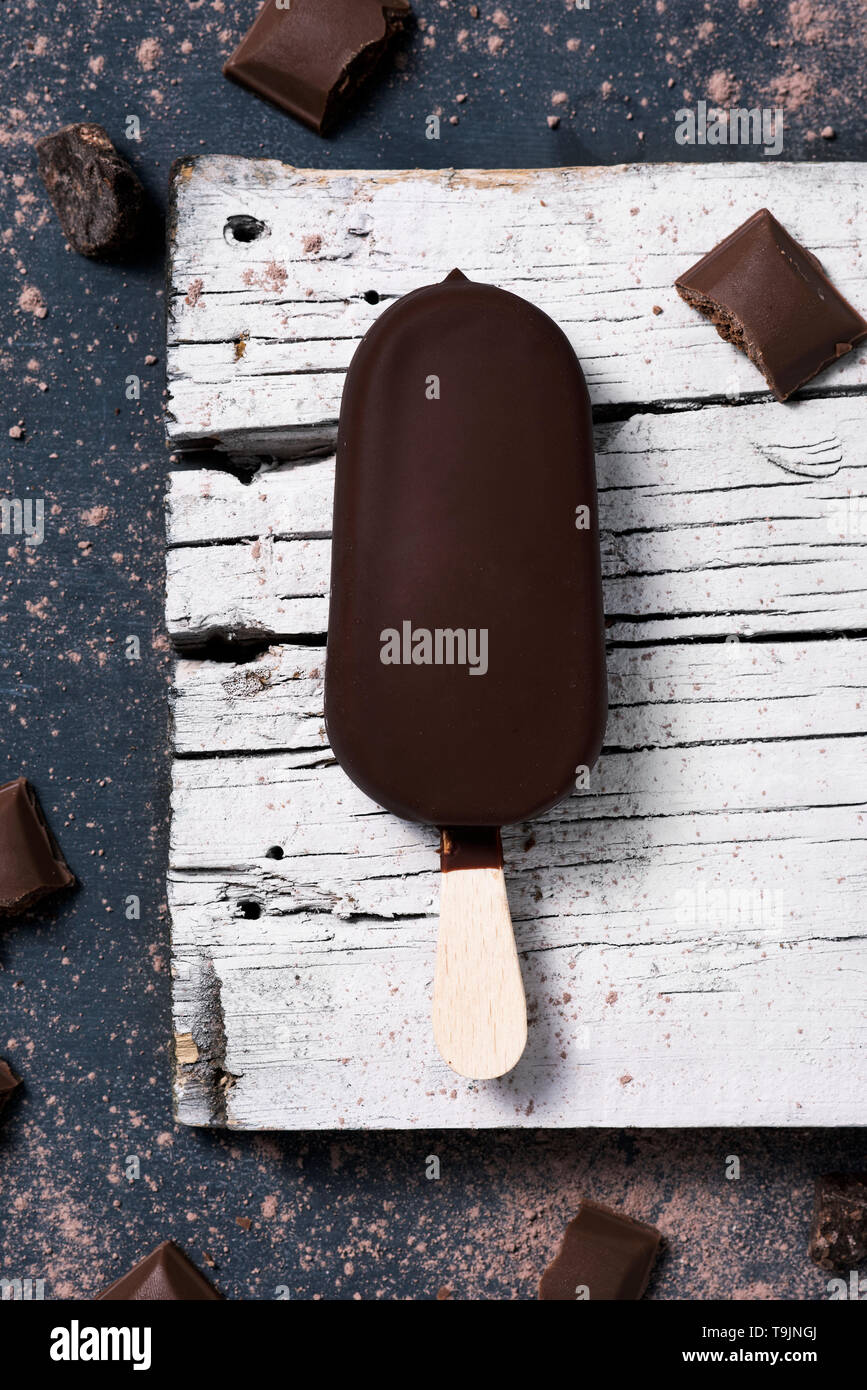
[
  {"x1": 223, "y1": 0, "x2": 411, "y2": 135},
  {"x1": 325, "y1": 270, "x2": 607, "y2": 828},
  {"x1": 0, "y1": 778, "x2": 75, "y2": 916},
  {"x1": 96, "y1": 1240, "x2": 222, "y2": 1301},
  {"x1": 538, "y1": 1201, "x2": 661, "y2": 1300},
  {"x1": 676, "y1": 208, "x2": 867, "y2": 402},
  {"x1": 36, "y1": 124, "x2": 145, "y2": 258}
]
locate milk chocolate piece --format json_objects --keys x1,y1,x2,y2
[
  {"x1": 676, "y1": 209, "x2": 867, "y2": 402},
  {"x1": 808, "y1": 1174, "x2": 867, "y2": 1271},
  {"x1": 96, "y1": 1241, "x2": 222, "y2": 1301},
  {"x1": 539, "y1": 1201, "x2": 661, "y2": 1300},
  {"x1": 0, "y1": 1059, "x2": 22, "y2": 1116},
  {"x1": 36, "y1": 124, "x2": 145, "y2": 258},
  {"x1": 0, "y1": 778, "x2": 75, "y2": 916},
  {"x1": 224, "y1": 0, "x2": 411, "y2": 135},
  {"x1": 325, "y1": 269, "x2": 607, "y2": 828}
]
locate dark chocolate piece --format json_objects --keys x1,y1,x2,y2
[
  {"x1": 0, "y1": 1059, "x2": 22, "y2": 1116},
  {"x1": 325, "y1": 269, "x2": 607, "y2": 828},
  {"x1": 808, "y1": 1174, "x2": 867, "y2": 1271},
  {"x1": 0, "y1": 778, "x2": 75, "y2": 916},
  {"x1": 36, "y1": 123, "x2": 145, "y2": 258},
  {"x1": 676, "y1": 208, "x2": 867, "y2": 402},
  {"x1": 224, "y1": 0, "x2": 411, "y2": 135},
  {"x1": 96, "y1": 1241, "x2": 222, "y2": 1301},
  {"x1": 539, "y1": 1201, "x2": 661, "y2": 1300}
]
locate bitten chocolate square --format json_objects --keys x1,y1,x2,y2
[
  {"x1": 224, "y1": 0, "x2": 411, "y2": 135},
  {"x1": 676, "y1": 209, "x2": 867, "y2": 401},
  {"x1": 0, "y1": 778, "x2": 75, "y2": 916}
]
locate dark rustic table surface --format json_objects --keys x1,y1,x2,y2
[{"x1": 1, "y1": 0, "x2": 864, "y2": 1300}]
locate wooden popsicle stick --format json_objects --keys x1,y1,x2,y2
[{"x1": 432, "y1": 830, "x2": 527, "y2": 1080}]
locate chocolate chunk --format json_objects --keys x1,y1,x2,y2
[
  {"x1": 96, "y1": 1241, "x2": 223, "y2": 1301},
  {"x1": 0, "y1": 1059, "x2": 22, "y2": 1117},
  {"x1": 808, "y1": 1174, "x2": 867, "y2": 1271},
  {"x1": 36, "y1": 123, "x2": 145, "y2": 257},
  {"x1": 675, "y1": 208, "x2": 867, "y2": 402},
  {"x1": 539, "y1": 1201, "x2": 661, "y2": 1300},
  {"x1": 0, "y1": 778, "x2": 75, "y2": 917},
  {"x1": 224, "y1": 0, "x2": 412, "y2": 135}
]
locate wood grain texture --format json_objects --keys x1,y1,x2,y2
[
  {"x1": 433, "y1": 866, "x2": 528, "y2": 1081},
  {"x1": 167, "y1": 159, "x2": 867, "y2": 1129}
]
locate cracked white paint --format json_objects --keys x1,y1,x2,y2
[{"x1": 166, "y1": 158, "x2": 867, "y2": 457}]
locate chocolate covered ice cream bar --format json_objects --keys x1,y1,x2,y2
[{"x1": 325, "y1": 269, "x2": 607, "y2": 1077}]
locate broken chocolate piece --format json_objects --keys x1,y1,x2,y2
[
  {"x1": 0, "y1": 778, "x2": 75, "y2": 917},
  {"x1": 676, "y1": 208, "x2": 867, "y2": 401},
  {"x1": 36, "y1": 123, "x2": 145, "y2": 258},
  {"x1": 539, "y1": 1201, "x2": 661, "y2": 1300},
  {"x1": 0, "y1": 1059, "x2": 22, "y2": 1116},
  {"x1": 808, "y1": 1174, "x2": 867, "y2": 1271},
  {"x1": 96, "y1": 1241, "x2": 223, "y2": 1301},
  {"x1": 224, "y1": 0, "x2": 411, "y2": 135}
]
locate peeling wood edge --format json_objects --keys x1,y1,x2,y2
[
  {"x1": 172, "y1": 956, "x2": 242, "y2": 1128},
  {"x1": 165, "y1": 155, "x2": 857, "y2": 188}
]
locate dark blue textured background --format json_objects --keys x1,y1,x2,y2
[{"x1": 1, "y1": 0, "x2": 864, "y2": 1299}]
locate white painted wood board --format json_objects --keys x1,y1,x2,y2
[
  {"x1": 166, "y1": 396, "x2": 867, "y2": 646},
  {"x1": 166, "y1": 158, "x2": 867, "y2": 1129},
  {"x1": 166, "y1": 159, "x2": 867, "y2": 458}
]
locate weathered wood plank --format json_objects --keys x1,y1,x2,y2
[
  {"x1": 166, "y1": 159, "x2": 867, "y2": 457},
  {"x1": 167, "y1": 158, "x2": 867, "y2": 1130},
  {"x1": 169, "y1": 737, "x2": 867, "y2": 1127},
  {"x1": 166, "y1": 395, "x2": 867, "y2": 644},
  {"x1": 171, "y1": 638, "x2": 867, "y2": 756}
]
